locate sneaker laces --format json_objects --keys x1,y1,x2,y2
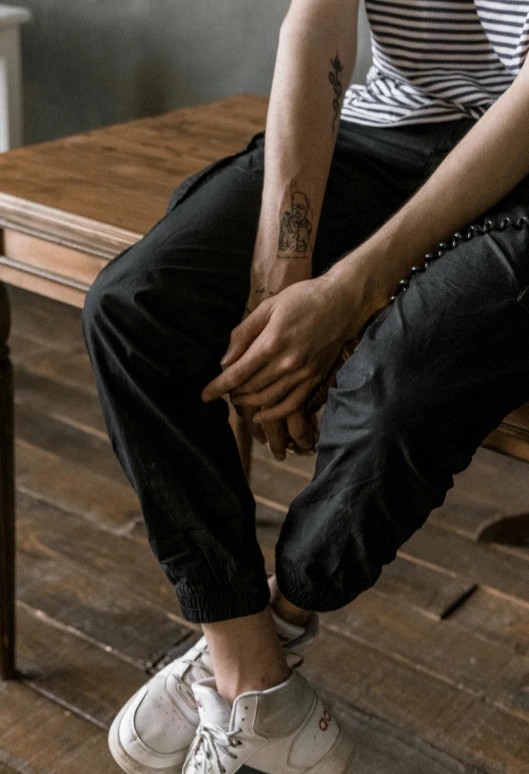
[{"x1": 184, "y1": 722, "x2": 243, "y2": 773}]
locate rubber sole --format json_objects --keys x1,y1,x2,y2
[
  {"x1": 107, "y1": 619, "x2": 319, "y2": 774},
  {"x1": 109, "y1": 703, "x2": 354, "y2": 774}
]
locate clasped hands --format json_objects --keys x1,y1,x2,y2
[{"x1": 201, "y1": 272, "x2": 359, "y2": 461}]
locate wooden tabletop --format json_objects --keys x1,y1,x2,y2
[
  {"x1": 0, "y1": 94, "x2": 268, "y2": 260},
  {"x1": 1, "y1": 91, "x2": 528, "y2": 460}
]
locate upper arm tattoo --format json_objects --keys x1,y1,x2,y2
[{"x1": 329, "y1": 52, "x2": 344, "y2": 133}]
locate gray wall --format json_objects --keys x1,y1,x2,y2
[{"x1": 9, "y1": 0, "x2": 372, "y2": 146}]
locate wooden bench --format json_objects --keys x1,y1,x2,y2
[{"x1": 0, "y1": 94, "x2": 528, "y2": 680}]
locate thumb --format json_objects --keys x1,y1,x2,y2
[{"x1": 220, "y1": 304, "x2": 268, "y2": 368}]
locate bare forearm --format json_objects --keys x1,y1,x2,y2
[
  {"x1": 328, "y1": 67, "x2": 529, "y2": 316},
  {"x1": 250, "y1": 0, "x2": 359, "y2": 302}
]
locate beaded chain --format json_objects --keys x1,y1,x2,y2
[
  {"x1": 389, "y1": 213, "x2": 529, "y2": 303},
  {"x1": 289, "y1": 211, "x2": 529, "y2": 451}
]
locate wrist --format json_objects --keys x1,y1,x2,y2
[
  {"x1": 324, "y1": 248, "x2": 390, "y2": 324},
  {"x1": 250, "y1": 260, "x2": 312, "y2": 292},
  {"x1": 325, "y1": 213, "x2": 430, "y2": 321}
]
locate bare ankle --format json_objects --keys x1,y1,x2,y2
[
  {"x1": 202, "y1": 607, "x2": 290, "y2": 705},
  {"x1": 268, "y1": 575, "x2": 311, "y2": 627},
  {"x1": 216, "y1": 667, "x2": 290, "y2": 705}
]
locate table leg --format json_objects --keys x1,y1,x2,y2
[
  {"x1": 0, "y1": 281, "x2": 15, "y2": 680},
  {"x1": 0, "y1": 24, "x2": 25, "y2": 151}
]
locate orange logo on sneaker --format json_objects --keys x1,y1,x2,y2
[{"x1": 319, "y1": 709, "x2": 332, "y2": 731}]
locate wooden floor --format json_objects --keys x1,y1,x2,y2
[{"x1": 3, "y1": 285, "x2": 529, "y2": 773}]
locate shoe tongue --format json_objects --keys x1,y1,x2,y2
[{"x1": 192, "y1": 680, "x2": 232, "y2": 729}]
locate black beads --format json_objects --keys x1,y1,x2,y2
[{"x1": 388, "y1": 214, "x2": 529, "y2": 306}]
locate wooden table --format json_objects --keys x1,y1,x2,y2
[{"x1": 0, "y1": 93, "x2": 528, "y2": 680}]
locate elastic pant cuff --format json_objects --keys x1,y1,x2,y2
[
  {"x1": 176, "y1": 575, "x2": 271, "y2": 624},
  {"x1": 275, "y1": 562, "x2": 369, "y2": 614}
]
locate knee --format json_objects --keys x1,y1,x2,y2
[
  {"x1": 82, "y1": 241, "x2": 226, "y2": 387},
  {"x1": 82, "y1": 239, "x2": 161, "y2": 360},
  {"x1": 82, "y1": 245, "x2": 131, "y2": 341},
  {"x1": 314, "y1": 340, "x2": 425, "y2": 480},
  {"x1": 83, "y1": 266, "x2": 112, "y2": 347},
  {"x1": 276, "y1": 342, "x2": 469, "y2": 612},
  {"x1": 330, "y1": 345, "x2": 468, "y2": 496}
]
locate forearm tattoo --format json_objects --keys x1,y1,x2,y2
[
  {"x1": 329, "y1": 52, "x2": 344, "y2": 133},
  {"x1": 277, "y1": 183, "x2": 313, "y2": 259}
]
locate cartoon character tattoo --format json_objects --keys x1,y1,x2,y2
[{"x1": 278, "y1": 191, "x2": 313, "y2": 255}]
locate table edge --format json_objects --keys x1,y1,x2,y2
[{"x1": 0, "y1": 193, "x2": 141, "y2": 260}]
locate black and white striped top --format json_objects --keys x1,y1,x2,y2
[{"x1": 340, "y1": 0, "x2": 529, "y2": 126}]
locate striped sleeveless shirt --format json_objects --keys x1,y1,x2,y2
[{"x1": 340, "y1": 0, "x2": 529, "y2": 126}]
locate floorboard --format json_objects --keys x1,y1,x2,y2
[
  {"x1": 0, "y1": 680, "x2": 122, "y2": 773},
  {"x1": 5, "y1": 284, "x2": 529, "y2": 773},
  {"x1": 16, "y1": 602, "x2": 148, "y2": 728}
]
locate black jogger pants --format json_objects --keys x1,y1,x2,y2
[{"x1": 82, "y1": 116, "x2": 529, "y2": 623}]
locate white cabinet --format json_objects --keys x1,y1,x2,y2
[{"x1": 0, "y1": 5, "x2": 31, "y2": 151}]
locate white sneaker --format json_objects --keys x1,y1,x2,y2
[
  {"x1": 183, "y1": 671, "x2": 355, "y2": 773},
  {"x1": 108, "y1": 613, "x2": 319, "y2": 774}
]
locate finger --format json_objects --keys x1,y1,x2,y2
[
  {"x1": 230, "y1": 359, "x2": 288, "y2": 399},
  {"x1": 231, "y1": 347, "x2": 307, "y2": 398},
  {"x1": 232, "y1": 370, "x2": 303, "y2": 408},
  {"x1": 219, "y1": 304, "x2": 269, "y2": 368},
  {"x1": 253, "y1": 379, "x2": 318, "y2": 424},
  {"x1": 202, "y1": 337, "x2": 272, "y2": 401},
  {"x1": 238, "y1": 404, "x2": 267, "y2": 445},
  {"x1": 286, "y1": 409, "x2": 314, "y2": 450},
  {"x1": 261, "y1": 418, "x2": 287, "y2": 461}
]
